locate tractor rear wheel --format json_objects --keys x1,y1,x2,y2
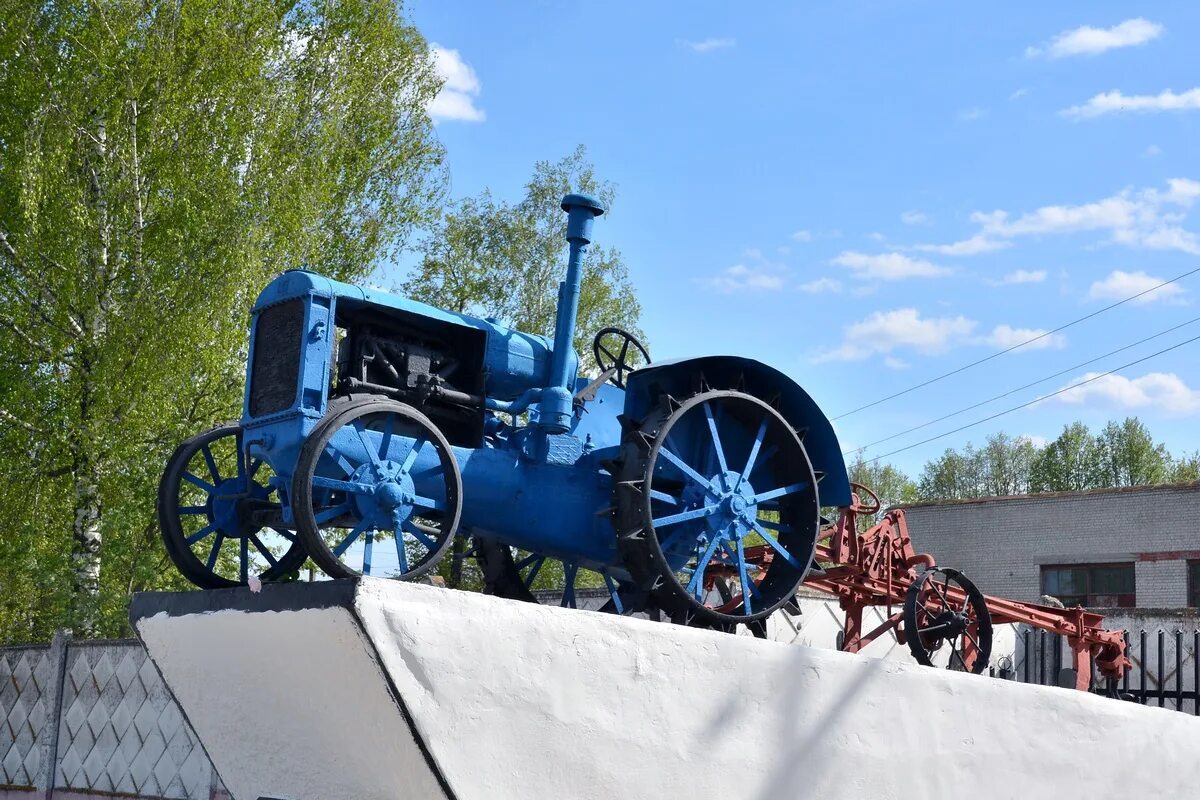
[{"x1": 613, "y1": 389, "x2": 821, "y2": 626}]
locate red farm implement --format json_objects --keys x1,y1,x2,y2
[{"x1": 719, "y1": 483, "x2": 1131, "y2": 691}]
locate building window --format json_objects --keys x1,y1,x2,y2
[
  {"x1": 1190, "y1": 562, "x2": 1200, "y2": 609},
  {"x1": 1041, "y1": 563, "x2": 1135, "y2": 608}
]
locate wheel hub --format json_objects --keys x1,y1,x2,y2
[
  {"x1": 211, "y1": 477, "x2": 270, "y2": 538},
  {"x1": 704, "y1": 470, "x2": 758, "y2": 537},
  {"x1": 346, "y1": 462, "x2": 415, "y2": 519}
]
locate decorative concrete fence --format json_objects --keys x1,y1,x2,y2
[{"x1": 0, "y1": 633, "x2": 226, "y2": 800}]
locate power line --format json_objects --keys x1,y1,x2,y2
[
  {"x1": 846, "y1": 313, "x2": 1200, "y2": 456},
  {"x1": 859, "y1": 331, "x2": 1200, "y2": 465},
  {"x1": 831, "y1": 266, "x2": 1200, "y2": 421}
]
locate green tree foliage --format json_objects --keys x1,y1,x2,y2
[
  {"x1": 0, "y1": 0, "x2": 444, "y2": 641},
  {"x1": 917, "y1": 434, "x2": 1039, "y2": 501},
  {"x1": 1029, "y1": 422, "x2": 1103, "y2": 492},
  {"x1": 914, "y1": 418, "x2": 1195, "y2": 504},
  {"x1": 1095, "y1": 417, "x2": 1170, "y2": 487},
  {"x1": 405, "y1": 146, "x2": 643, "y2": 372}
]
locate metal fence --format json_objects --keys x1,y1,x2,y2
[
  {"x1": 1010, "y1": 626, "x2": 1200, "y2": 714},
  {"x1": 0, "y1": 633, "x2": 227, "y2": 799}
]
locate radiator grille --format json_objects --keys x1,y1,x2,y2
[{"x1": 249, "y1": 299, "x2": 305, "y2": 417}]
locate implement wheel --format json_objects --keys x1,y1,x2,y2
[
  {"x1": 293, "y1": 398, "x2": 461, "y2": 579},
  {"x1": 903, "y1": 567, "x2": 993, "y2": 673}
]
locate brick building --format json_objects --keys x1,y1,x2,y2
[{"x1": 898, "y1": 482, "x2": 1200, "y2": 610}]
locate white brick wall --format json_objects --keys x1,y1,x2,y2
[{"x1": 900, "y1": 484, "x2": 1200, "y2": 608}]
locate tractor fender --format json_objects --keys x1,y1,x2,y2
[{"x1": 622, "y1": 355, "x2": 851, "y2": 507}]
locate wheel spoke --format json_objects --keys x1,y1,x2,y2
[
  {"x1": 750, "y1": 521, "x2": 800, "y2": 568},
  {"x1": 248, "y1": 534, "x2": 278, "y2": 567},
  {"x1": 185, "y1": 524, "x2": 216, "y2": 546},
  {"x1": 652, "y1": 504, "x2": 719, "y2": 528},
  {"x1": 411, "y1": 493, "x2": 445, "y2": 512},
  {"x1": 657, "y1": 447, "x2": 710, "y2": 489},
  {"x1": 561, "y1": 564, "x2": 578, "y2": 608},
  {"x1": 929, "y1": 576, "x2": 951, "y2": 607},
  {"x1": 178, "y1": 505, "x2": 207, "y2": 516},
  {"x1": 757, "y1": 517, "x2": 791, "y2": 534},
  {"x1": 380, "y1": 413, "x2": 395, "y2": 461},
  {"x1": 333, "y1": 518, "x2": 373, "y2": 557},
  {"x1": 515, "y1": 552, "x2": 541, "y2": 570},
  {"x1": 401, "y1": 437, "x2": 426, "y2": 474},
  {"x1": 686, "y1": 535, "x2": 724, "y2": 599},
  {"x1": 201, "y1": 445, "x2": 222, "y2": 484},
  {"x1": 362, "y1": 532, "x2": 374, "y2": 575},
  {"x1": 401, "y1": 519, "x2": 438, "y2": 550},
  {"x1": 523, "y1": 555, "x2": 546, "y2": 588},
  {"x1": 739, "y1": 417, "x2": 770, "y2": 490},
  {"x1": 205, "y1": 534, "x2": 225, "y2": 570},
  {"x1": 752, "y1": 482, "x2": 808, "y2": 504},
  {"x1": 736, "y1": 539, "x2": 753, "y2": 615},
  {"x1": 391, "y1": 522, "x2": 410, "y2": 573},
  {"x1": 312, "y1": 475, "x2": 375, "y2": 495},
  {"x1": 183, "y1": 472, "x2": 215, "y2": 494},
  {"x1": 702, "y1": 402, "x2": 729, "y2": 480},
  {"x1": 648, "y1": 490, "x2": 679, "y2": 506},
  {"x1": 314, "y1": 503, "x2": 352, "y2": 525},
  {"x1": 603, "y1": 573, "x2": 625, "y2": 614},
  {"x1": 352, "y1": 419, "x2": 382, "y2": 467},
  {"x1": 248, "y1": 458, "x2": 264, "y2": 479},
  {"x1": 239, "y1": 537, "x2": 249, "y2": 583}
]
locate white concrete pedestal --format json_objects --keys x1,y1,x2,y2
[{"x1": 131, "y1": 579, "x2": 1200, "y2": 800}]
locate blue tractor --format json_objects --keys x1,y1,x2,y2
[{"x1": 159, "y1": 194, "x2": 851, "y2": 628}]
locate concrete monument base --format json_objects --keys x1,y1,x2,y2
[{"x1": 131, "y1": 579, "x2": 1200, "y2": 800}]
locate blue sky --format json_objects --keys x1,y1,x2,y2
[{"x1": 403, "y1": 1, "x2": 1200, "y2": 477}]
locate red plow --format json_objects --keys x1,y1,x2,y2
[{"x1": 721, "y1": 484, "x2": 1130, "y2": 691}]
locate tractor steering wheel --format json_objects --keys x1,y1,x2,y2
[{"x1": 592, "y1": 327, "x2": 650, "y2": 389}]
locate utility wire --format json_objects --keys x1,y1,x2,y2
[
  {"x1": 831, "y1": 266, "x2": 1200, "y2": 421},
  {"x1": 859, "y1": 331, "x2": 1200, "y2": 465},
  {"x1": 845, "y1": 313, "x2": 1200, "y2": 456}
]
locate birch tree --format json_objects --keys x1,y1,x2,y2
[{"x1": 0, "y1": 0, "x2": 445, "y2": 639}]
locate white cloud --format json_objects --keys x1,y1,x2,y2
[
  {"x1": 969, "y1": 179, "x2": 1200, "y2": 255},
  {"x1": 1063, "y1": 88, "x2": 1200, "y2": 119},
  {"x1": 1143, "y1": 144, "x2": 1163, "y2": 158},
  {"x1": 428, "y1": 45, "x2": 485, "y2": 123},
  {"x1": 831, "y1": 251, "x2": 953, "y2": 281},
  {"x1": 913, "y1": 235, "x2": 1011, "y2": 256},
  {"x1": 798, "y1": 277, "x2": 842, "y2": 294},
  {"x1": 816, "y1": 308, "x2": 975, "y2": 362},
  {"x1": 900, "y1": 210, "x2": 928, "y2": 225},
  {"x1": 679, "y1": 38, "x2": 736, "y2": 53},
  {"x1": 884, "y1": 356, "x2": 909, "y2": 370},
  {"x1": 958, "y1": 106, "x2": 989, "y2": 122},
  {"x1": 984, "y1": 324, "x2": 1067, "y2": 351},
  {"x1": 1023, "y1": 434, "x2": 1050, "y2": 448},
  {"x1": 702, "y1": 263, "x2": 786, "y2": 292},
  {"x1": 1027, "y1": 18, "x2": 1163, "y2": 59},
  {"x1": 1087, "y1": 270, "x2": 1188, "y2": 305},
  {"x1": 1048, "y1": 372, "x2": 1200, "y2": 414},
  {"x1": 989, "y1": 269, "x2": 1047, "y2": 286},
  {"x1": 791, "y1": 230, "x2": 813, "y2": 242},
  {"x1": 1009, "y1": 88, "x2": 1030, "y2": 101}
]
